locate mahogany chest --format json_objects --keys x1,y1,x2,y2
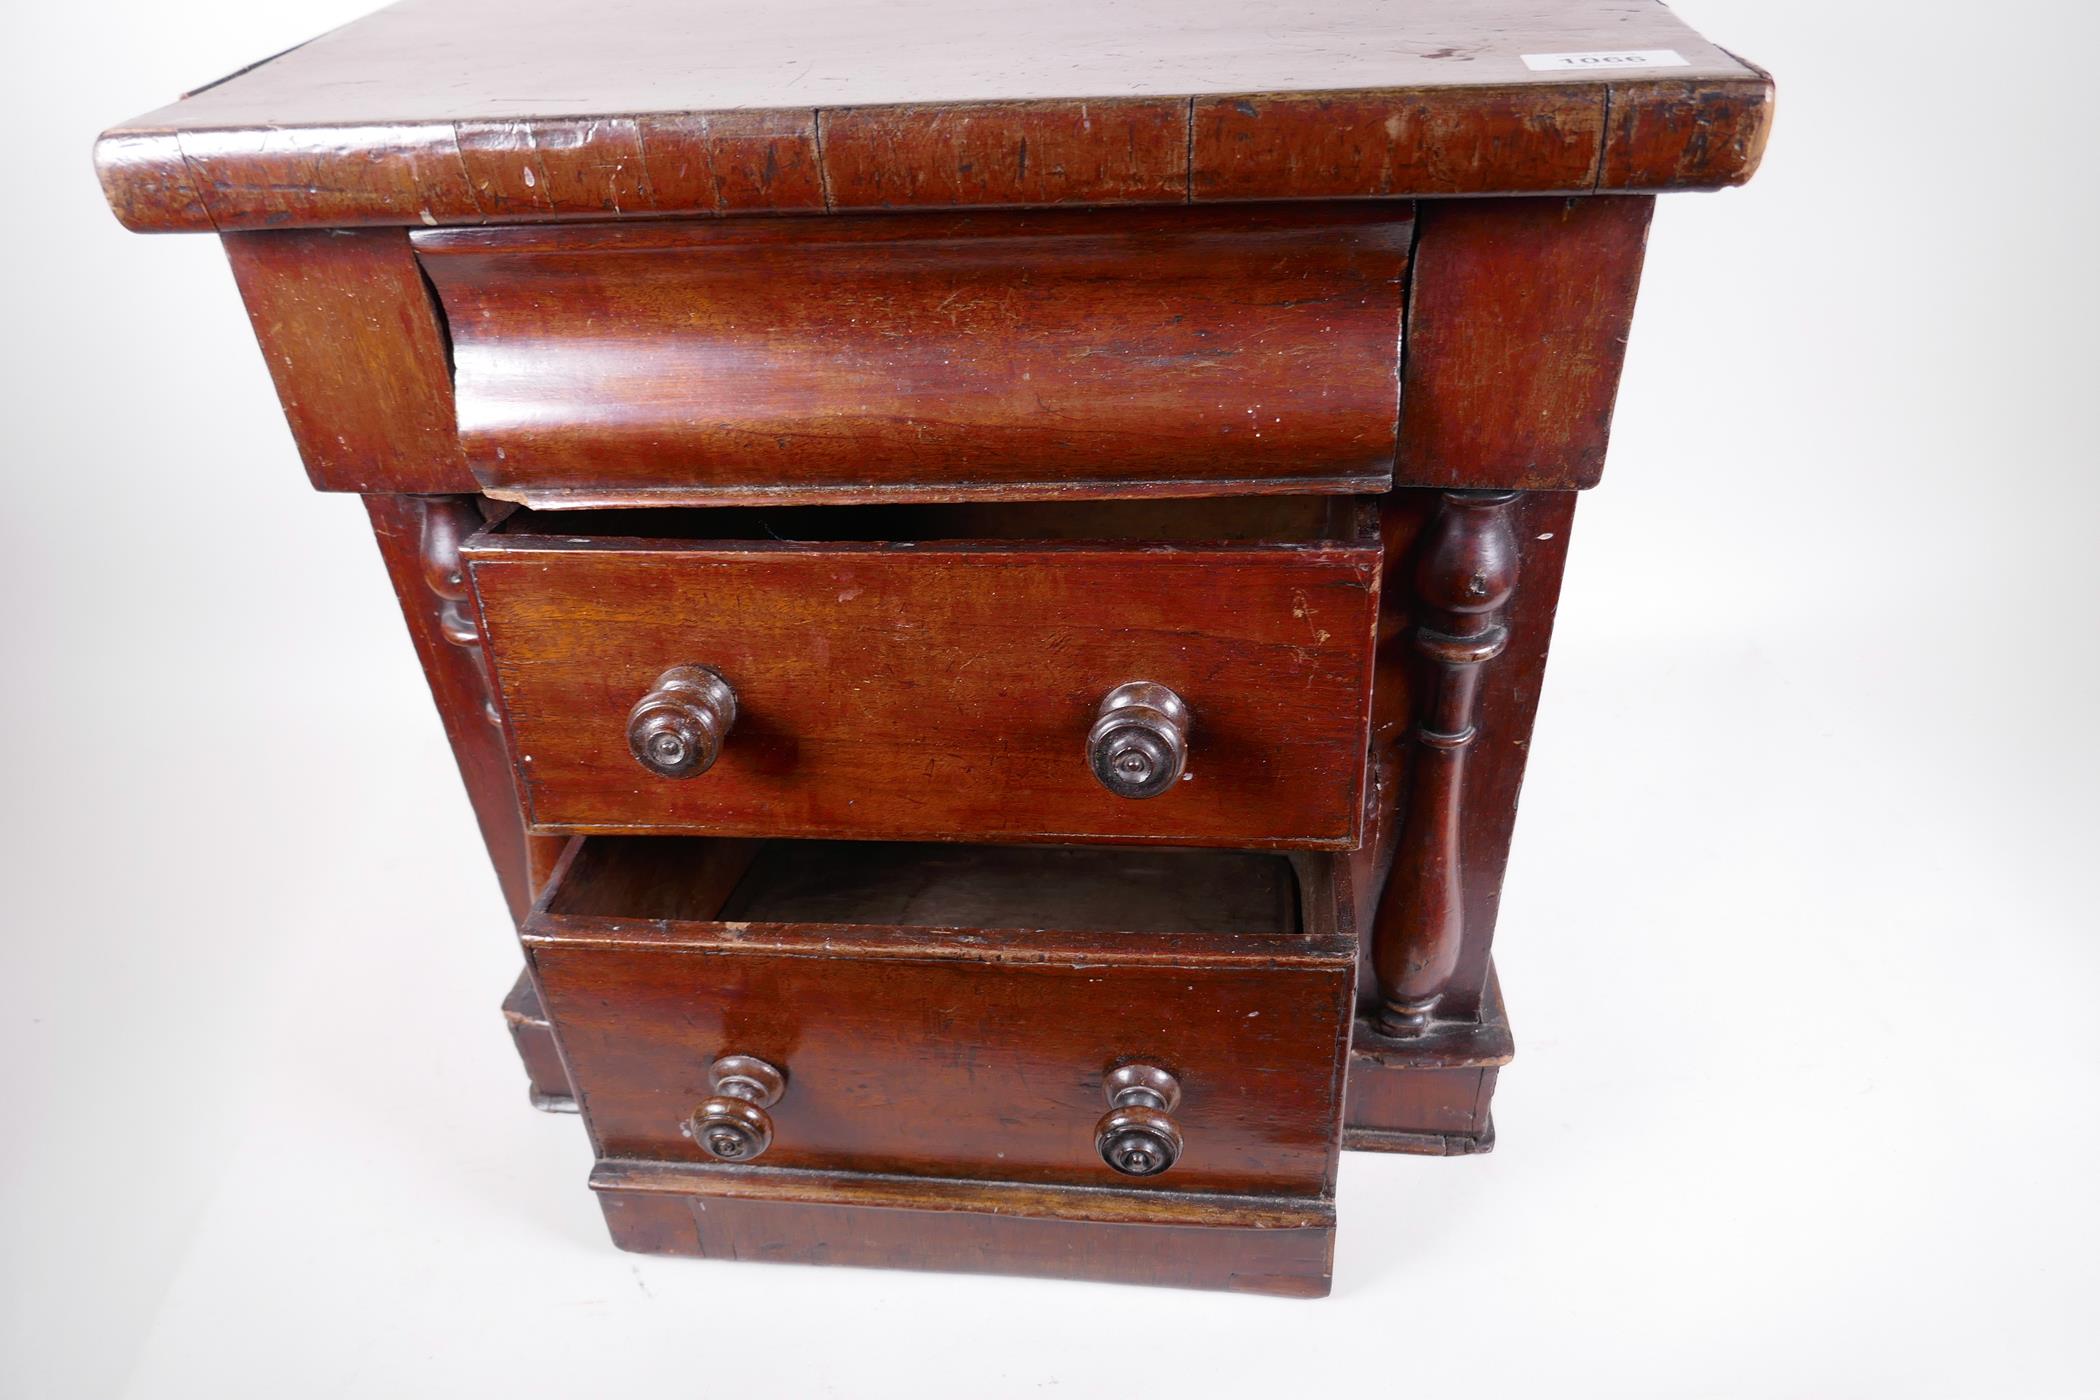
[{"x1": 98, "y1": 0, "x2": 1770, "y2": 1296}]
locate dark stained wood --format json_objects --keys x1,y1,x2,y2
[
  {"x1": 222, "y1": 231, "x2": 474, "y2": 496},
  {"x1": 1338, "y1": 488, "x2": 1573, "y2": 1145},
  {"x1": 1395, "y1": 195, "x2": 1655, "y2": 491},
  {"x1": 1371, "y1": 491, "x2": 1521, "y2": 1036},
  {"x1": 1600, "y1": 68, "x2": 1777, "y2": 190},
  {"x1": 1343, "y1": 1067, "x2": 1500, "y2": 1154},
  {"x1": 819, "y1": 100, "x2": 1189, "y2": 209},
  {"x1": 525, "y1": 835, "x2": 1356, "y2": 1198},
  {"x1": 364, "y1": 496, "x2": 563, "y2": 923},
  {"x1": 1344, "y1": 972, "x2": 1512, "y2": 1154},
  {"x1": 500, "y1": 970, "x2": 577, "y2": 1111},
  {"x1": 712, "y1": 840, "x2": 1302, "y2": 935},
  {"x1": 688, "y1": 1054, "x2": 791, "y2": 1162},
  {"x1": 97, "y1": 0, "x2": 1773, "y2": 1293},
  {"x1": 1193, "y1": 84, "x2": 1606, "y2": 200},
  {"x1": 463, "y1": 503, "x2": 1382, "y2": 848},
  {"x1": 1095, "y1": 1063, "x2": 1186, "y2": 1176},
  {"x1": 594, "y1": 1161, "x2": 1334, "y2": 1296},
  {"x1": 1359, "y1": 491, "x2": 1578, "y2": 1028},
  {"x1": 94, "y1": 129, "x2": 210, "y2": 232},
  {"x1": 1086, "y1": 682, "x2": 1192, "y2": 801},
  {"x1": 414, "y1": 206, "x2": 1409, "y2": 504},
  {"x1": 95, "y1": 0, "x2": 1769, "y2": 233},
  {"x1": 626, "y1": 666, "x2": 739, "y2": 780},
  {"x1": 634, "y1": 112, "x2": 829, "y2": 214}
]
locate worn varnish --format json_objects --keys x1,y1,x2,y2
[
  {"x1": 525, "y1": 836, "x2": 1356, "y2": 1201},
  {"x1": 95, "y1": 0, "x2": 1770, "y2": 233},
  {"x1": 594, "y1": 1161, "x2": 1336, "y2": 1297},
  {"x1": 415, "y1": 206, "x2": 1410, "y2": 504},
  {"x1": 223, "y1": 232, "x2": 472, "y2": 496},
  {"x1": 95, "y1": 0, "x2": 1772, "y2": 1296},
  {"x1": 1396, "y1": 196, "x2": 1656, "y2": 491},
  {"x1": 362, "y1": 496, "x2": 561, "y2": 922},
  {"x1": 463, "y1": 501, "x2": 1383, "y2": 848},
  {"x1": 500, "y1": 971, "x2": 575, "y2": 1111}
]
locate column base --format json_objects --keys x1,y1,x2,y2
[{"x1": 1343, "y1": 971, "x2": 1512, "y2": 1156}]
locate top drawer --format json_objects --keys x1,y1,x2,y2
[{"x1": 413, "y1": 203, "x2": 1410, "y2": 507}]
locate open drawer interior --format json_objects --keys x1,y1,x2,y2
[
  {"x1": 541, "y1": 836, "x2": 1315, "y2": 940},
  {"x1": 523, "y1": 834, "x2": 1358, "y2": 1195},
  {"x1": 489, "y1": 493, "x2": 1371, "y2": 549}
]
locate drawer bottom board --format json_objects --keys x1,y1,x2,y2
[{"x1": 592, "y1": 1160, "x2": 1334, "y2": 1298}]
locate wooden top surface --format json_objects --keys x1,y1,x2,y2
[{"x1": 98, "y1": 0, "x2": 1771, "y2": 232}]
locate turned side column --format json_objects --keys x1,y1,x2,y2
[
  {"x1": 365, "y1": 494, "x2": 565, "y2": 923},
  {"x1": 1371, "y1": 490, "x2": 1521, "y2": 1037}
]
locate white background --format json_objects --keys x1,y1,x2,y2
[{"x1": 4, "y1": 1, "x2": 2097, "y2": 1395}]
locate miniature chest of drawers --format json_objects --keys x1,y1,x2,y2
[{"x1": 99, "y1": 0, "x2": 1770, "y2": 1297}]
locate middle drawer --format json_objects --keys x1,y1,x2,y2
[{"x1": 464, "y1": 498, "x2": 1381, "y2": 848}]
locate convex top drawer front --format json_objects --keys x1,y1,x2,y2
[
  {"x1": 413, "y1": 203, "x2": 1411, "y2": 506},
  {"x1": 463, "y1": 498, "x2": 1381, "y2": 847}
]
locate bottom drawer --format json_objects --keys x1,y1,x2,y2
[{"x1": 524, "y1": 836, "x2": 1359, "y2": 1199}]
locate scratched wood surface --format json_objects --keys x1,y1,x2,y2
[
  {"x1": 462, "y1": 502, "x2": 1383, "y2": 848},
  {"x1": 96, "y1": 0, "x2": 1770, "y2": 231},
  {"x1": 223, "y1": 231, "x2": 473, "y2": 495},
  {"x1": 1396, "y1": 196, "x2": 1656, "y2": 491},
  {"x1": 594, "y1": 1162, "x2": 1337, "y2": 1296},
  {"x1": 415, "y1": 205, "x2": 1411, "y2": 504},
  {"x1": 527, "y1": 835, "x2": 1356, "y2": 1198}
]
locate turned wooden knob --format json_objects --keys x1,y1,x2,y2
[
  {"x1": 1094, "y1": 1063, "x2": 1183, "y2": 1177},
  {"x1": 627, "y1": 665, "x2": 737, "y2": 778},
  {"x1": 685, "y1": 1054, "x2": 786, "y2": 1162},
  {"x1": 1086, "y1": 682, "x2": 1190, "y2": 799}
]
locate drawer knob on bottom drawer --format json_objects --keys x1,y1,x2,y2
[
  {"x1": 686, "y1": 1054, "x2": 787, "y2": 1162},
  {"x1": 1087, "y1": 682, "x2": 1190, "y2": 799},
  {"x1": 1095, "y1": 1063, "x2": 1184, "y2": 1177},
  {"x1": 627, "y1": 665, "x2": 738, "y2": 778}
]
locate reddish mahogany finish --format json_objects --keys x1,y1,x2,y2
[
  {"x1": 94, "y1": 0, "x2": 1770, "y2": 235},
  {"x1": 526, "y1": 836, "x2": 1355, "y2": 1199},
  {"x1": 415, "y1": 206, "x2": 1410, "y2": 505},
  {"x1": 95, "y1": 0, "x2": 1770, "y2": 1296},
  {"x1": 594, "y1": 1162, "x2": 1336, "y2": 1297},
  {"x1": 223, "y1": 232, "x2": 474, "y2": 496},
  {"x1": 462, "y1": 501, "x2": 1382, "y2": 848}
]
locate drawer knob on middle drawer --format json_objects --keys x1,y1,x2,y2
[
  {"x1": 627, "y1": 665, "x2": 738, "y2": 779},
  {"x1": 686, "y1": 1054, "x2": 787, "y2": 1162},
  {"x1": 1095, "y1": 1063, "x2": 1185, "y2": 1177},
  {"x1": 1087, "y1": 682, "x2": 1191, "y2": 799}
]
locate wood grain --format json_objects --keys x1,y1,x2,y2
[
  {"x1": 415, "y1": 206, "x2": 1410, "y2": 504},
  {"x1": 819, "y1": 100, "x2": 1189, "y2": 208},
  {"x1": 1370, "y1": 491, "x2": 1521, "y2": 1037},
  {"x1": 363, "y1": 496, "x2": 562, "y2": 923},
  {"x1": 223, "y1": 230, "x2": 472, "y2": 495},
  {"x1": 594, "y1": 1160, "x2": 1335, "y2": 1296},
  {"x1": 1343, "y1": 975, "x2": 1512, "y2": 1154},
  {"x1": 1192, "y1": 84, "x2": 1606, "y2": 200},
  {"x1": 501, "y1": 970, "x2": 576, "y2": 1110},
  {"x1": 1356, "y1": 490, "x2": 1577, "y2": 1029},
  {"x1": 95, "y1": 0, "x2": 1771, "y2": 232},
  {"x1": 526, "y1": 835, "x2": 1357, "y2": 1198},
  {"x1": 1395, "y1": 196, "x2": 1655, "y2": 491},
  {"x1": 463, "y1": 503, "x2": 1382, "y2": 848}
]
